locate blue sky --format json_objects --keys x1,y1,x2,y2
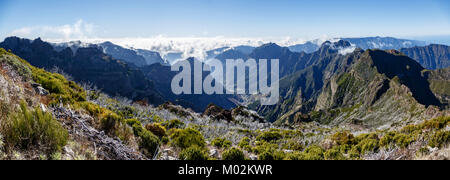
[{"x1": 0, "y1": 0, "x2": 449, "y2": 41}]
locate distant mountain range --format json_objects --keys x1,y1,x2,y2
[
  {"x1": 0, "y1": 37, "x2": 235, "y2": 112},
  {"x1": 287, "y1": 37, "x2": 428, "y2": 53},
  {"x1": 1, "y1": 36, "x2": 449, "y2": 123},
  {"x1": 0, "y1": 37, "x2": 165, "y2": 104},
  {"x1": 249, "y1": 41, "x2": 449, "y2": 126},
  {"x1": 53, "y1": 40, "x2": 168, "y2": 67}
]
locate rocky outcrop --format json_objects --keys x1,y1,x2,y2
[
  {"x1": 52, "y1": 106, "x2": 147, "y2": 160},
  {"x1": 203, "y1": 104, "x2": 233, "y2": 122}
]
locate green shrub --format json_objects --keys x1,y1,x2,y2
[
  {"x1": 338, "y1": 144, "x2": 352, "y2": 154},
  {"x1": 32, "y1": 68, "x2": 86, "y2": 105},
  {"x1": 99, "y1": 112, "x2": 134, "y2": 143},
  {"x1": 258, "y1": 151, "x2": 275, "y2": 160},
  {"x1": 139, "y1": 130, "x2": 160, "y2": 157},
  {"x1": 393, "y1": 133, "x2": 413, "y2": 148},
  {"x1": 3, "y1": 102, "x2": 68, "y2": 152},
  {"x1": 324, "y1": 147, "x2": 346, "y2": 160},
  {"x1": 359, "y1": 139, "x2": 379, "y2": 154},
  {"x1": 82, "y1": 102, "x2": 103, "y2": 117},
  {"x1": 179, "y1": 146, "x2": 209, "y2": 160},
  {"x1": 161, "y1": 136, "x2": 169, "y2": 144},
  {"x1": 301, "y1": 145, "x2": 325, "y2": 160},
  {"x1": 253, "y1": 141, "x2": 278, "y2": 154},
  {"x1": 126, "y1": 118, "x2": 142, "y2": 128},
  {"x1": 116, "y1": 106, "x2": 137, "y2": 119},
  {"x1": 258, "y1": 150, "x2": 285, "y2": 160},
  {"x1": 212, "y1": 137, "x2": 232, "y2": 149},
  {"x1": 331, "y1": 131, "x2": 354, "y2": 145},
  {"x1": 256, "y1": 131, "x2": 282, "y2": 142},
  {"x1": 114, "y1": 123, "x2": 134, "y2": 144},
  {"x1": 380, "y1": 132, "x2": 396, "y2": 147},
  {"x1": 428, "y1": 130, "x2": 450, "y2": 148},
  {"x1": 420, "y1": 116, "x2": 449, "y2": 130},
  {"x1": 348, "y1": 146, "x2": 361, "y2": 159},
  {"x1": 100, "y1": 113, "x2": 122, "y2": 134},
  {"x1": 238, "y1": 137, "x2": 252, "y2": 151},
  {"x1": 126, "y1": 118, "x2": 160, "y2": 158},
  {"x1": 222, "y1": 147, "x2": 245, "y2": 160},
  {"x1": 282, "y1": 139, "x2": 304, "y2": 151},
  {"x1": 284, "y1": 152, "x2": 304, "y2": 160},
  {"x1": 170, "y1": 128, "x2": 206, "y2": 149},
  {"x1": 145, "y1": 123, "x2": 166, "y2": 138}
]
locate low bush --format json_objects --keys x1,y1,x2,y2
[
  {"x1": 238, "y1": 137, "x2": 251, "y2": 151},
  {"x1": 393, "y1": 133, "x2": 414, "y2": 148},
  {"x1": 358, "y1": 138, "x2": 379, "y2": 154},
  {"x1": 253, "y1": 141, "x2": 278, "y2": 154},
  {"x1": 331, "y1": 131, "x2": 354, "y2": 145},
  {"x1": 169, "y1": 128, "x2": 206, "y2": 150},
  {"x1": 428, "y1": 130, "x2": 450, "y2": 148},
  {"x1": 222, "y1": 147, "x2": 245, "y2": 160},
  {"x1": 179, "y1": 146, "x2": 209, "y2": 160},
  {"x1": 284, "y1": 152, "x2": 304, "y2": 160},
  {"x1": 324, "y1": 147, "x2": 346, "y2": 160},
  {"x1": 258, "y1": 150, "x2": 285, "y2": 160},
  {"x1": 139, "y1": 130, "x2": 160, "y2": 157},
  {"x1": 100, "y1": 113, "x2": 122, "y2": 133},
  {"x1": 380, "y1": 131, "x2": 396, "y2": 147},
  {"x1": 145, "y1": 123, "x2": 166, "y2": 138},
  {"x1": 420, "y1": 116, "x2": 449, "y2": 130},
  {"x1": 211, "y1": 137, "x2": 232, "y2": 149},
  {"x1": 126, "y1": 119, "x2": 160, "y2": 158},
  {"x1": 301, "y1": 145, "x2": 325, "y2": 160},
  {"x1": 256, "y1": 131, "x2": 282, "y2": 142},
  {"x1": 32, "y1": 68, "x2": 86, "y2": 105},
  {"x1": 282, "y1": 139, "x2": 304, "y2": 151},
  {"x1": 2, "y1": 102, "x2": 68, "y2": 153}
]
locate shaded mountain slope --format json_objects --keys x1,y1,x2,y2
[
  {"x1": 400, "y1": 44, "x2": 450, "y2": 70},
  {"x1": 140, "y1": 58, "x2": 237, "y2": 112}
]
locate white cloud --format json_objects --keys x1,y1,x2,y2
[
  {"x1": 47, "y1": 36, "x2": 315, "y2": 61},
  {"x1": 9, "y1": 20, "x2": 341, "y2": 61},
  {"x1": 338, "y1": 46, "x2": 357, "y2": 55},
  {"x1": 8, "y1": 20, "x2": 95, "y2": 40}
]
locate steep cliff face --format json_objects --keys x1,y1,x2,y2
[{"x1": 400, "y1": 44, "x2": 450, "y2": 70}]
